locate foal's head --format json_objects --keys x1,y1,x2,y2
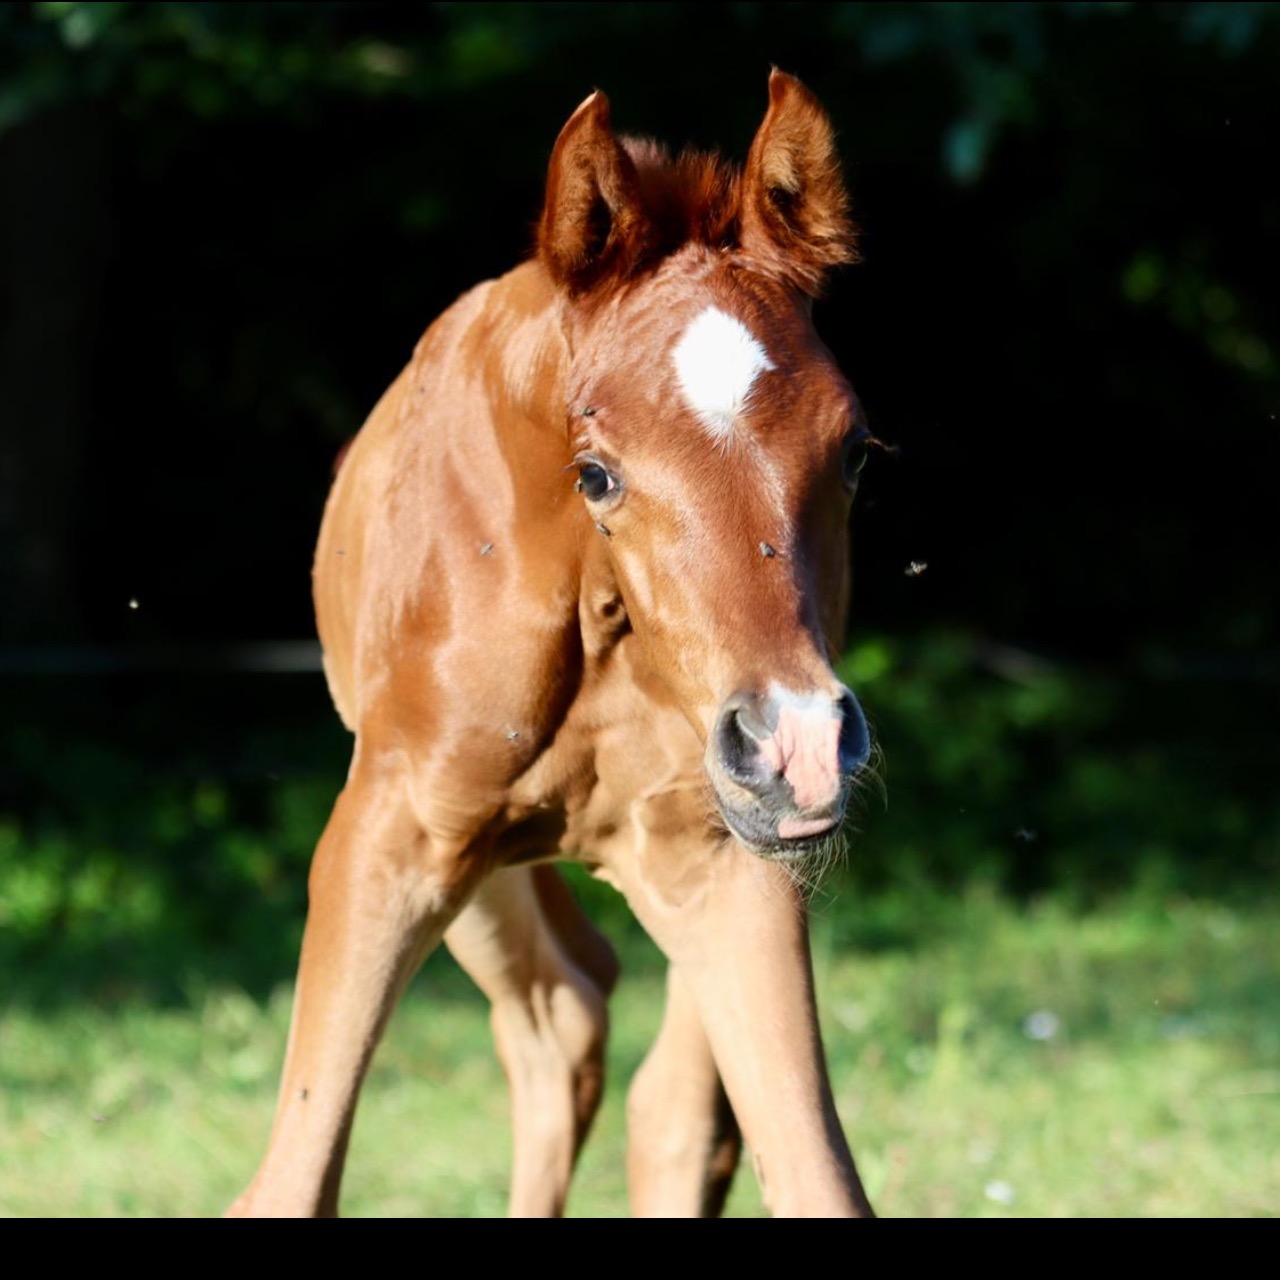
[{"x1": 541, "y1": 73, "x2": 876, "y2": 860}]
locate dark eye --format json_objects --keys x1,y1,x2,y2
[
  {"x1": 575, "y1": 461, "x2": 617, "y2": 502},
  {"x1": 841, "y1": 429, "x2": 872, "y2": 490}
]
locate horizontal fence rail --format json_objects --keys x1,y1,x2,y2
[
  {"x1": 0, "y1": 642, "x2": 325, "y2": 675},
  {"x1": 0, "y1": 642, "x2": 1275, "y2": 683}
]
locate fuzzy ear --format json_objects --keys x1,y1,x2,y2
[
  {"x1": 538, "y1": 91, "x2": 651, "y2": 294},
  {"x1": 739, "y1": 70, "x2": 858, "y2": 295}
]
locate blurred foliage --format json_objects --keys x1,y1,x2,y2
[
  {"x1": 0, "y1": 673, "x2": 337, "y2": 1002},
  {"x1": 0, "y1": 3, "x2": 1278, "y2": 655},
  {"x1": 5, "y1": 3, "x2": 1276, "y2": 173},
  {"x1": 2, "y1": 633, "x2": 1276, "y2": 1006},
  {"x1": 2, "y1": 5, "x2": 1279, "y2": 1001},
  {"x1": 837, "y1": 633, "x2": 1280, "y2": 902}
]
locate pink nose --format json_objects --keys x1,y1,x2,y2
[
  {"x1": 712, "y1": 686, "x2": 870, "y2": 829},
  {"x1": 758, "y1": 704, "x2": 844, "y2": 811}
]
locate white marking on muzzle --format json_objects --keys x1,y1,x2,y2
[
  {"x1": 761, "y1": 685, "x2": 847, "y2": 813},
  {"x1": 671, "y1": 306, "x2": 776, "y2": 440}
]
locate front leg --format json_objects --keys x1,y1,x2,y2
[
  {"x1": 227, "y1": 764, "x2": 483, "y2": 1217},
  {"x1": 607, "y1": 810, "x2": 873, "y2": 1219},
  {"x1": 627, "y1": 964, "x2": 742, "y2": 1217}
]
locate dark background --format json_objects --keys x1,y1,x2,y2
[
  {"x1": 2, "y1": 3, "x2": 1277, "y2": 997},
  {"x1": 5, "y1": 1, "x2": 1278, "y2": 658}
]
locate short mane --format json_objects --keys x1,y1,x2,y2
[
  {"x1": 620, "y1": 138, "x2": 742, "y2": 256},
  {"x1": 537, "y1": 80, "x2": 859, "y2": 297}
]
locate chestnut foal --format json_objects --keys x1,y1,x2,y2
[{"x1": 230, "y1": 71, "x2": 877, "y2": 1218}]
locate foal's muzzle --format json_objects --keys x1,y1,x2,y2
[{"x1": 708, "y1": 685, "x2": 870, "y2": 856}]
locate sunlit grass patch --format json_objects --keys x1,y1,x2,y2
[{"x1": 2, "y1": 885, "x2": 1275, "y2": 1217}]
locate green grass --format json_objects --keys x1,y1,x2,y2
[{"x1": 3, "y1": 882, "x2": 1276, "y2": 1217}]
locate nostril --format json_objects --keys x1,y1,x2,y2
[
  {"x1": 714, "y1": 691, "x2": 783, "y2": 792},
  {"x1": 837, "y1": 691, "x2": 871, "y2": 774},
  {"x1": 728, "y1": 691, "x2": 774, "y2": 743},
  {"x1": 715, "y1": 702, "x2": 763, "y2": 788}
]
